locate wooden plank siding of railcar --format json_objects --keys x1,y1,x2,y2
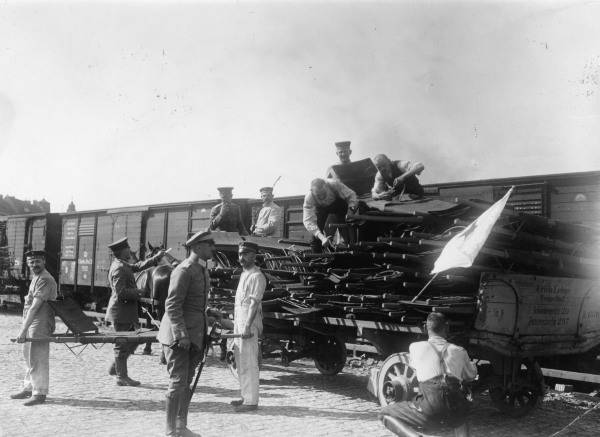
[{"x1": 6, "y1": 217, "x2": 28, "y2": 280}]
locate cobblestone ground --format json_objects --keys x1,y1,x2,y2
[{"x1": 1, "y1": 311, "x2": 599, "y2": 437}]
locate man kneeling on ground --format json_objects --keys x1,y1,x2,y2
[{"x1": 379, "y1": 312, "x2": 477, "y2": 437}]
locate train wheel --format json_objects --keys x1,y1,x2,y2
[
  {"x1": 489, "y1": 358, "x2": 545, "y2": 418},
  {"x1": 377, "y1": 352, "x2": 418, "y2": 407},
  {"x1": 313, "y1": 336, "x2": 347, "y2": 376}
]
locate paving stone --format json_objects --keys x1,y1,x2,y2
[{"x1": 1, "y1": 312, "x2": 598, "y2": 437}]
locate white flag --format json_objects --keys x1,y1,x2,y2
[{"x1": 431, "y1": 187, "x2": 514, "y2": 274}]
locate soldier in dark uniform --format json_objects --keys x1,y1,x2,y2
[
  {"x1": 325, "y1": 140, "x2": 353, "y2": 179},
  {"x1": 209, "y1": 186, "x2": 249, "y2": 235},
  {"x1": 106, "y1": 237, "x2": 165, "y2": 386},
  {"x1": 157, "y1": 230, "x2": 214, "y2": 437}
]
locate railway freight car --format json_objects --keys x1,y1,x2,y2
[
  {"x1": 56, "y1": 199, "x2": 252, "y2": 309},
  {"x1": 0, "y1": 212, "x2": 61, "y2": 304}
]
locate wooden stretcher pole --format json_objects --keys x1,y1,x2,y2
[{"x1": 410, "y1": 272, "x2": 440, "y2": 303}]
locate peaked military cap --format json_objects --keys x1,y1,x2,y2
[
  {"x1": 108, "y1": 237, "x2": 129, "y2": 252},
  {"x1": 217, "y1": 186, "x2": 234, "y2": 193},
  {"x1": 238, "y1": 241, "x2": 259, "y2": 253},
  {"x1": 25, "y1": 250, "x2": 46, "y2": 258},
  {"x1": 259, "y1": 186, "x2": 273, "y2": 193},
  {"x1": 185, "y1": 230, "x2": 214, "y2": 247},
  {"x1": 334, "y1": 141, "x2": 351, "y2": 149}
]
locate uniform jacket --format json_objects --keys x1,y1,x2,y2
[
  {"x1": 253, "y1": 202, "x2": 283, "y2": 237},
  {"x1": 209, "y1": 202, "x2": 248, "y2": 235},
  {"x1": 24, "y1": 269, "x2": 58, "y2": 338},
  {"x1": 157, "y1": 258, "x2": 210, "y2": 348},
  {"x1": 106, "y1": 257, "x2": 157, "y2": 324}
]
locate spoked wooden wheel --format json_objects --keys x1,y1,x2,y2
[
  {"x1": 489, "y1": 359, "x2": 545, "y2": 418},
  {"x1": 377, "y1": 352, "x2": 418, "y2": 406}
]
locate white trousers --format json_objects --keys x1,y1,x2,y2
[
  {"x1": 233, "y1": 329, "x2": 260, "y2": 405},
  {"x1": 23, "y1": 341, "x2": 50, "y2": 395}
]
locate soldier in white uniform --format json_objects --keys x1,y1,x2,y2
[
  {"x1": 252, "y1": 186, "x2": 283, "y2": 237},
  {"x1": 231, "y1": 241, "x2": 266, "y2": 412},
  {"x1": 11, "y1": 250, "x2": 58, "y2": 406}
]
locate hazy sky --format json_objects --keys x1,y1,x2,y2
[{"x1": 1, "y1": 0, "x2": 599, "y2": 212}]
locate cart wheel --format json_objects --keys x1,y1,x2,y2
[
  {"x1": 377, "y1": 352, "x2": 418, "y2": 407},
  {"x1": 313, "y1": 336, "x2": 346, "y2": 376},
  {"x1": 489, "y1": 359, "x2": 545, "y2": 418}
]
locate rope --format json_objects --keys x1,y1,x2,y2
[{"x1": 547, "y1": 400, "x2": 600, "y2": 437}]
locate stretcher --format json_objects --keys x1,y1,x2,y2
[{"x1": 10, "y1": 298, "x2": 158, "y2": 355}]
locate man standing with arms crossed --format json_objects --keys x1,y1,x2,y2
[
  {"x1": 231, "y1": 241, "x2": 266, "y2": 412},
  {"x1": 158, "y1": 230, "x2": 215, "y2": 437},
  {"x1": 11, "y1": 250, "x2": 57, "y2": 406}
]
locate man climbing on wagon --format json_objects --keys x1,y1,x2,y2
[
  {"x1": 10, "y1": 250, "x2": 57, "y2": 406},
  {"x1": 106, "y1": 237, "x2": 165, "y2": 386},
  {"x1": 302, "y1": 178, "x2": 359, "y2": 252},
  {"x1": 379, "y1": 312, "x2": 477, "y2": 437},
  {"x1": 371, "y1": 154, "x2": 425, "y2": 200}
]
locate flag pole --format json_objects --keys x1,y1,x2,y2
[{"x1": 411, "y1": 272, "x2": 440, "y2": 303}]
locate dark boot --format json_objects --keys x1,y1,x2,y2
[
  {"x1": 176, "y1": 388, "x2": 190, "y2": 432},
  {"x1": 379, "y1": 414, "x2": 421, "y2": 437},
  {"x1": 108, "y1": 361, "x2": 116, "y2": 376},
  {"x1": 143, "y1": 342, "x2": 152, "y2": 355},
  {"x1": 115, "y1": 356, "x2": 141, "y2": 386},
  {"x1": 165, "y1": 394, "x2": 179, "y2": 437},
  {"x1": 24, "y1": 395, "x2": 46, "y2": 406},
  {"x1": 10, "y1": 390, "x2": 32, "y2": 399}
]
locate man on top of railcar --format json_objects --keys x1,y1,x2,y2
[
  {"x1": 302, "y1": 178, "x2": 359, "y2": 252},
  {"x1": 209, "y1": 186, "x2": 249, "y2": 235},
  {"x1": 106, "y1": 237, "x2": 165, "y2": 386},
  {"x1": 325, "y1": 140, "x2": 353, "y2": 179},
  {"x1": 371, "y1": 154, "x2": 425, "y2": 200},
  {"x1": 251, "y1": 186, "x2": 283, "y2": 237}
]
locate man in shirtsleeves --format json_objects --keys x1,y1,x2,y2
[
  {"x1": 209, "y1": 186, "x2": 249, "y2": 235},
  {"x1": 11, "y1": 250, "x2": 58, "y2": 406},
  {"x1": 230, "y1": 241, "x2": 266, "y2": 412},
  {"x1": 302, "y1": 178, "x2": 359, "y2": 252},
  {"x1": 157, "y1": 230, "x2": 214, "y2": 437},
  {"x1": 106, "y1": 237, "x2": 165, "y2": 386},
  {"x1": 371, "y1": 154, "x2": 425, "y2": 200}
]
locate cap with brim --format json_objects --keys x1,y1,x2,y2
[
  {"x1": 185, "y1": 230, "x2": 214, "y2": 247},
  {"x1": 259, "y1": 186, "x2": 273, "y2": 193},
  {"x1": 25, "y1": 250, "x2": 46, "y2": 258},
  {"x1": 238, "y1": 241, "x2": 259, "y2": 253},
  {"x1": 334, "y1": 141, "x2": 351, "y2": 149},
  {"x1": 108, "y1": 237, "x2": 129, "y2": 252},
  {"x1": 217, "y1": 187, "x2": 234, "y2": 193}
]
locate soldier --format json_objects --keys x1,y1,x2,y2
[
  {"x1": 303, "y1": 178, "x2": 359, "y2": 252},
  {"x1": 209, "y1": 187, "x2": 249, "y2": 235},
  {"x1": 106, "y1": 237, "x2": 165, "y2": 386},
  {"x1": 371, "y1": 154, "x2": 425, "y2": 200},
  {"x1": 251, "y1": 186, "x2": 283, "y2": 237},
  {"x1": 231, "y1": 241, "x2": 266, "y2": 412},
  {"x1": 157, "y1": 230, "x2": 214, "y2": 437},
  {"x1": 325, "y1": 140, "x2": 353, "y2": 179},
  {"x1": 10, "y1": 250, "x2": 57, "y2": 406}
]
